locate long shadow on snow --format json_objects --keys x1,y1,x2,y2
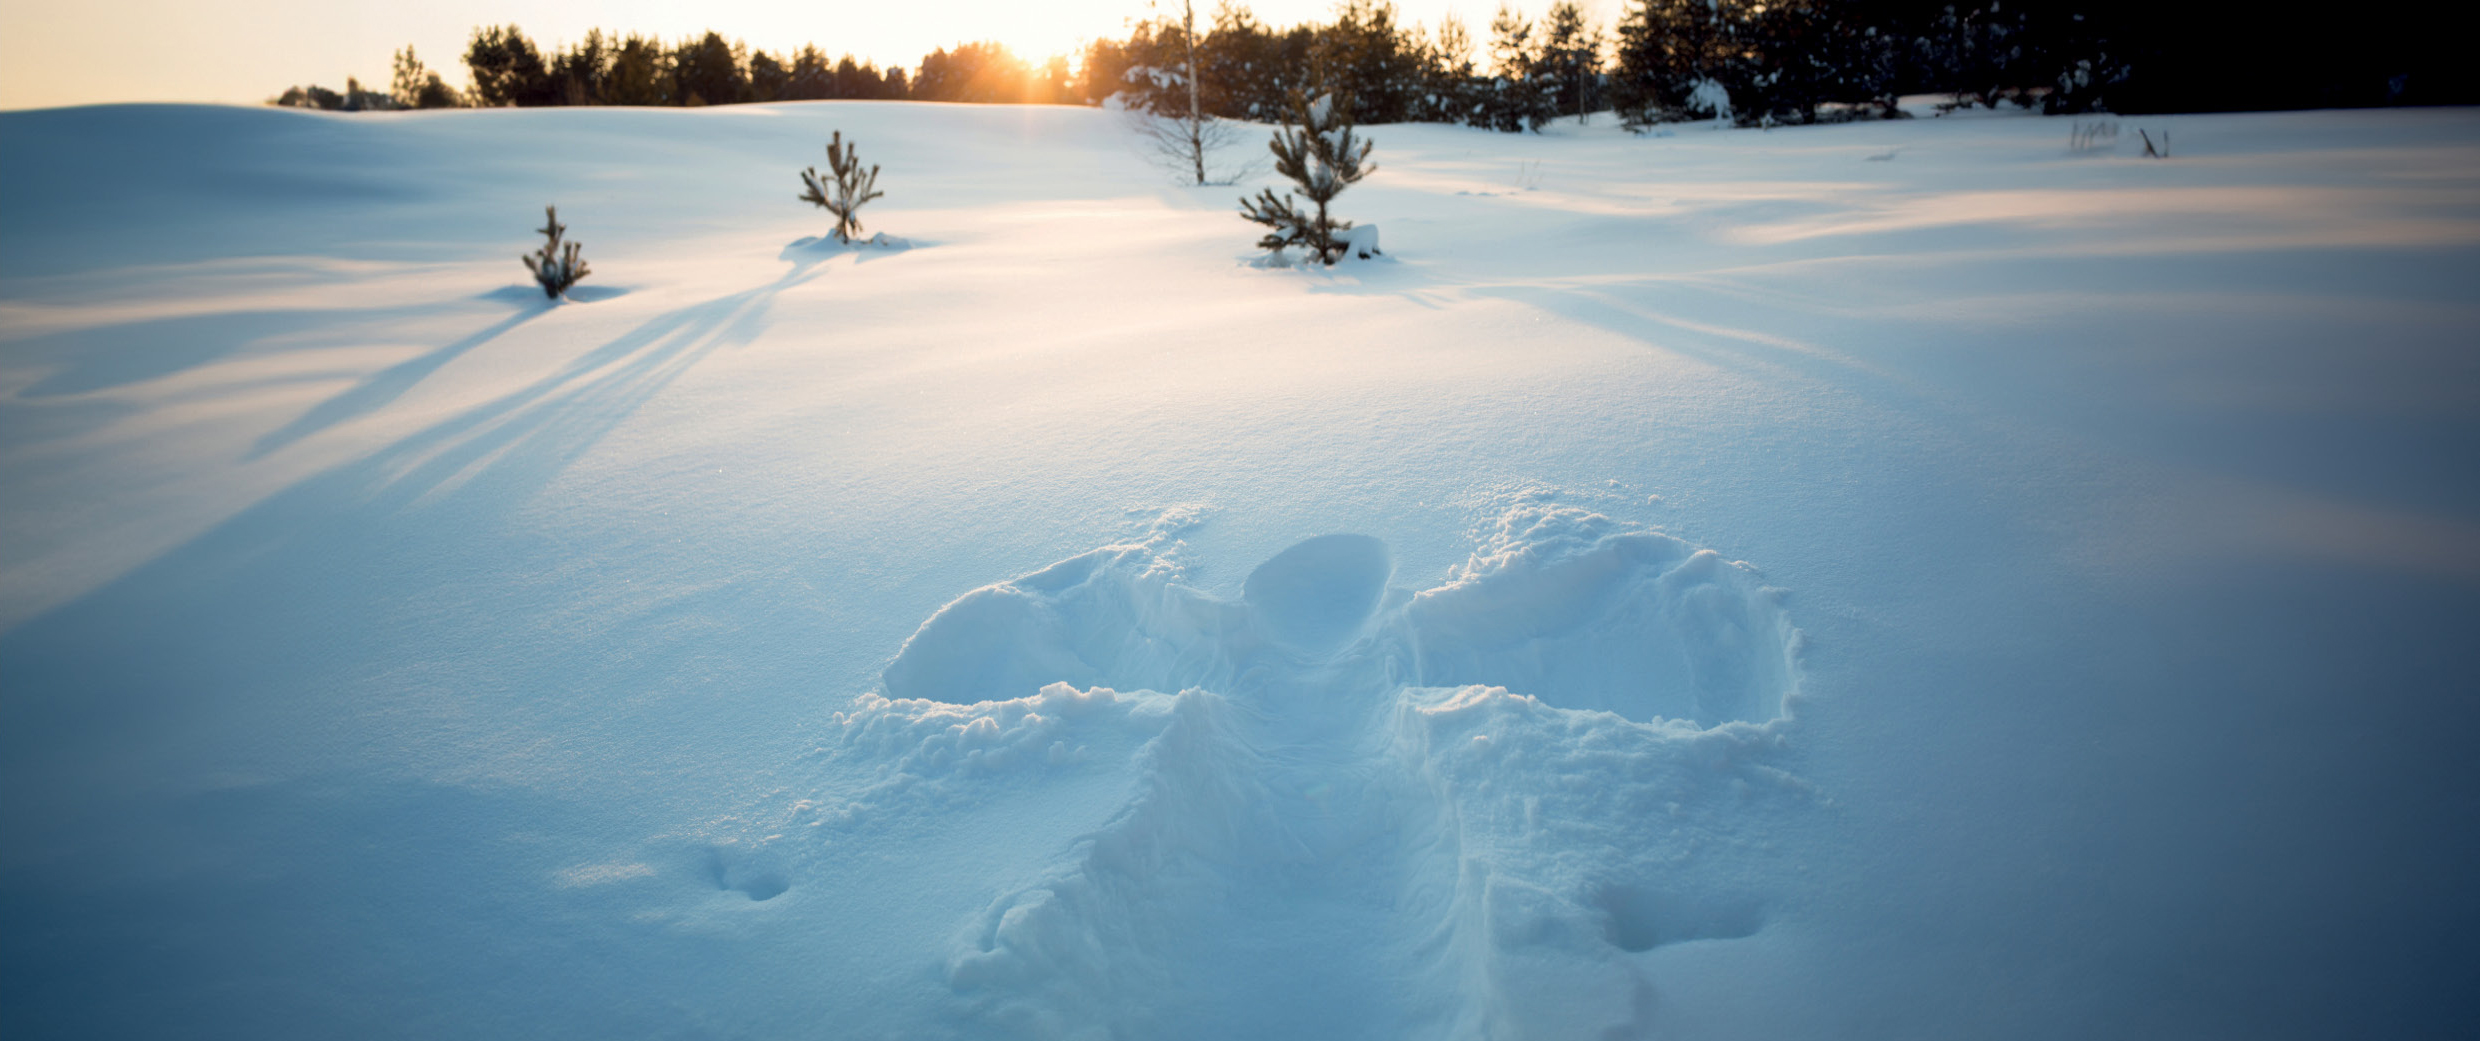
[
  {"x1": 6, "y1": 302, "x2": 448, "y2": 399},
  {"x1": 0, "y1": 263, "x2": 825, "y2": 1038},
  {"x1": 1469, "y1": 282, "x2": 1870, "y2": 386},
  {"x1": 1293, "y1": 259, "x2": 1894, "y2": 390},
  {"x1": 0, "y1": 260, "x2": 820, "y2": 791},
  {"x1": 246, "y1": 305, "x2": 545, "y2": 458}
]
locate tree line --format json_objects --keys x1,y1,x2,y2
[
  {"x1": 272, "y1": 29, "x2": 1069, "y2": 111},
  {"x1": 1090, "y1": 0, "x2": 2475, "y2": 129},
  {"x1": 270, "y1": 1, "x2": 2475, "y2": 123}
]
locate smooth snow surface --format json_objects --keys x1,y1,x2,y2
[{"x1": 3, "y1": 101, "x2": 2478, "y2": 1039}]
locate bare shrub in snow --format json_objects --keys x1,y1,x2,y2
[
  {"x1": 1238, "y1": 90, "x2": 1376, "y2": 266},
  {"x1": 1127, "y1": 0, "x2": 1253, "y2": 186},
  {"x1": 521, "y1": 205, "x2": 590, "y2": 299},
  {"x1": 799, "y1": 131, "x2": 885, "y2": 243},
  {"x1": 1131, "y1": 108, "x2": 1254, "y2": 186},
  {"x1": 2138, "y1": 128, "x2": 2170, "y2": 159}
]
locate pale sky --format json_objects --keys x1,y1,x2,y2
[{"x1": 0, "y1": 0, "x2": 1628, "y2": 110}]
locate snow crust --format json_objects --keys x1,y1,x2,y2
[{"x1": 3, "y1": 99, "x2": 2477, "y2": 1039}]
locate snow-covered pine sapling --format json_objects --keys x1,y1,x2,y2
[
  {"x1": 799, "y1": 131, "x2": 885, "y2": 243},
  {"x1": 1238, "y1": 90, "x2": 1375, "y2": 266},
  {"x1": 522, "y1": 205, "x2": 590, "y2": 299}
]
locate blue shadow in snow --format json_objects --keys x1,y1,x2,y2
[
  {"x1": 1, "y1": 259, "x2": 822, "y2": 766},
  {"x1": 248, "y1": 306, "x2": 543, "y2": 459},
  {"x1": 12, "y1": 303, "x2": 435, "y2": 399}
]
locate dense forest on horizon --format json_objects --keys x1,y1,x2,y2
[{"x1": 272, "y1": 0, "x2": 2478, "y2": 127}]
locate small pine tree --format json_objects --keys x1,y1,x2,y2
[
  {"x1": 1237, "y1": 89, "x2": 1375, "y2": 266},
  {"x1": 522, "y1": 206, "x2": 590, "y2": 298},
  {"x1": 798, "y1": 131, "x2": 885, "y2": 243}
]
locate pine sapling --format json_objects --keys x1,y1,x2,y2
[
  {"x1": 799, "y1": 131, "x2": 885, "y2": 242},
  {"x1": 522, "y1": 205, "x2": 590, "y2": 299},
  {"x1": 1238, "y1": 90, "x2": 1375, "y2": 266}
]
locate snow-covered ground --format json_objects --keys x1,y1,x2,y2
[{"x1": 3, "y1": 100, "x2": 2476, "y2": 1039}]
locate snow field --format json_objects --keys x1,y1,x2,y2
[{"x1": 2, "y1": 99, "x2": 2476, "y2": 1039}]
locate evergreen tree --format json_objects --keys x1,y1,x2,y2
[
  {"x1": 604, "y1": 34, "x2": 675, "y2": 105},
  {"x1": 342, "y1": 77, "x2": 393, "y2": 111},
  {"x1": 270, "y1": 84, "x2": 347, "y2": 110},
  {"x1": 798, "y1": 131, "x2": 886, "y2": 242},
  {"x1": 1484, "y1": 5, "x2": 1555, "y2": 131},
  {"x1": 1533, "y1": 1, "x2": 1605, "y2": 122},
  {"x1": 1197, "y1": 2, "x2": 1281, "y2": 118},
  {"x1": 787, "y1": 46, "x2": 833, "y2": 100},
  {"x1": 1238, "y1": 88, "x2": 1375, "y2": 265},
  {"x1": 841, "y1": 56, "x2": 896, "y2": 99},
  {"x1": 913, "y1": 42, "x2": 1032, "y2": 103},
  {"x1": 522, "y1": 206, "x2": 591, "y2": 298},
  {"x1": 270, "y1": 76, "x2": 400, "y2": 111},
  {"x1": 673, "y1": 32, "x2": 747, "y2": 106},
  {"x1": 391, "y1": 47, "x2": 461, "y2": 109},
  {"x1": 1921, "y1": 3, "x2": 2036, "y2": 108},
  {"x1": 1111, "y1": 20, "x2": 1186, "y2": 114},
  {"x1": 1034, "y1": 55, "x2": 1075, "y2": 104},
  {"x1": 1316, "y1": 1, "x2": 1416, "y2": 123},
  {"x1": 550, "y1": 30, "x2": 615, "y2": 106},
  {"x1": 465, "y1": 25, "x2": 558, "y2": 106},
  {"x1": 749, "y1": 50, "x2": 792, "y2": 102},
  {"x1": 1422, "y1": 14, "x2": 1483, "y2": 125},
  {"x1": 277, "y1": 6, "x2": 2480, "y2": 125},
  {"x1": 1611, "y1": 0, "x2": 1741, "y2": 124}
]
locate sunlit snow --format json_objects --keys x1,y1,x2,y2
[{"x1": 3, "y1": 100, "x2": 2476, "y2": 1039}]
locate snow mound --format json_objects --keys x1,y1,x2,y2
[
  {"x1": 807, "y1": 682, "x2": 1184, "y2": 833},
  {"x1": 781, "y1": 231, "x2": 913, "y2": 256},
  {"x1": 1413, "y1": 504, "x2": 1797, "y2": 727},
  {"x1": 885, "y1": 504, "x2": 1795, "y2": 728}
]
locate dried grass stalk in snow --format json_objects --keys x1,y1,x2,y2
[
  {"x1": 799, "y1": 130, "x2": 885, "y2": 243},
  {"x1": 520, "y1": 205, "x2": 590, "y2": 299}
]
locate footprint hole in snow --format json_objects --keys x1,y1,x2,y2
[
  {"x1": 703, "y1": 846, "x2": 791, "y2": 902},
  {"x1": 1242, "y1": 533, "x2": 1392, "y2": 655},
  {"x1": 1591, "y1": 884, "x2": 1764, "y2": 952}
]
